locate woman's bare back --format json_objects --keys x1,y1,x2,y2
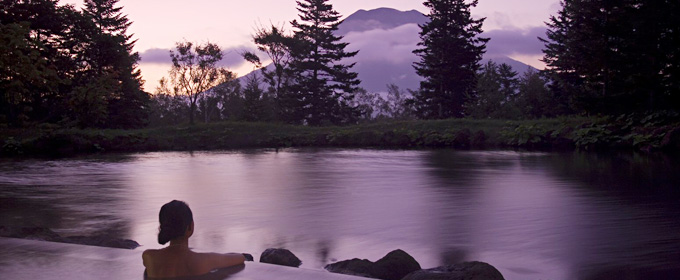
[{"x1": 143, "y1": 246, "x2": 245, "y2": 279}]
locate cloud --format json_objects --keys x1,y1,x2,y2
[
  {"x1": 139, "y1": 48, "x2": 171, "y2": 64},
  {"x1": 342, "y1": 23, "x2": 421, "y2": 65},
  {"x1": 484, "y1": 26, "x2": 547, "y2": 58},
  {"x1": 139, "y1": 46, "x2": 256, "y2": 69},
  {"x1": 487, "y1": 12, "x2": 515, "y2": 29},
  {"x1": 219, "y1": 47, "x2": 253, "y2": 68},
  {"x1": 336, "y1": 23, "x2": 546, "y2": 91},
  {"x1": 341, "y1": 23, "x2": 547, "y2": 66}
]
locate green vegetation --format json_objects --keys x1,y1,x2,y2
[
  {"x1": 1, "y1": 0, "x2": 148, "y2": 128},
  {"x1": 155, "y1": 41, "x2": 234, "y2": 125},
  {"x1": 412, "y1": 0, "x2": 488, "y2": 119},
  {"x1": 241, "y1": 0, "x2": 362, "y2": 125},
  {"x1": 2, "y1": 0, "x2": 679, "y2": 158},
  {"x1": 2, "y1": 115, "x2": 678, "y2": 157},
  {"x1": 542, "y1": 0, "x2": 680, "y2": 114}
]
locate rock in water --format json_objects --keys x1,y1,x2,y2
[
  {"x1": 325, "y1": 249, "x2": 421, "y2": 280},
  {"x1": 373, "y1": 249, "x2": 422, "y2": 280},
  {"x1": 0, "y1": 226, "x2": 62, "y2": 242},
  {"x1": 402, "y1": 261, "x2": 505, "y2": 280},
  {"x1": 661, "y1": 127, "x2": 680, "y2": 151},
  {"x1": 324, "y1": 258, "x2": 376, "y2": 278},
  {"x1": 62, "y1": 235, "x2": 140, "y2": 249},
  {"x1": 0, "y1": 226, "x2": 140, "y2": 249},
  {"x1": 242, "y1": 253, "x2": 254, "y2": 262},
  {"x1": 259, "y1": 248, "x2": 302, "y2": 267}
]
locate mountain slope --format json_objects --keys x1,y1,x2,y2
[
  {"x1": 337, "y1": 8, "x2": 428, "y2": 36},
  {"x1": 241, "y1": 8, "x2": 537, "y2": 93}
]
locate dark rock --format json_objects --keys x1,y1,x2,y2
[
  {"x1": 325, "y1": 249, "x2": 421, "y2": 280},
  {"x1": 243, "y1": 253, "x2": 254, "y2": 262},
  {"x1": 381, "y1": 131, "x2": 412, "y2": 147},
  {"x1": 373, "y1": 249, "x2": 422, "y2": 280},
  {"x1": 315, "y1": 133, "x2": 329, "y2": 146},
  {"x1": 259, "y1": 248, "x2": 302, "y2": 267},
  {"x1": 1, "y1": 226, "x2": 62, "y2": 242},
  {"x1": 402, "y1": 261, "x2": 505, "y2": 280},
  {"x1": 440, "y1": 248, "x2": 467, "y2": 265},
  {"x1": 471, "y1": 130, "x2": 487, "y2": 148},
  {"x1": 453, "y1": 129, "x2": 472, "y2": 149},
  {"x1": 325, "y1": 258, "x2": 376, "y2": 278},
  {"x1": 62, "y1": 235, "x2": 140, "y2": 249},
  {"x1": 356, "y1": 131, "x2": 380, "y2": 146},
  {"x1": 579, "y1": 265, "x2": 680, "y2": 280},
  {"x1": 660, "y1": 127, "x2": 680, "y2": 151},
  {"x1": 104, "y1": 238, "x2": 140, "y2": 249},
  {"x1": 420, "y1": 132, "x2": 443, "y2": 147},
  {"x1": 0, "y1": 226, "x2": 140, "y2": 249}
]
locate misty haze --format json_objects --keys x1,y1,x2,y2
[{"x1": 1, "y1": 0, "x2": 679, "y2": 280}]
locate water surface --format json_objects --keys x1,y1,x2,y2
[{"x1": 1, "y1": 149, "x2": 679, "y2": 279}]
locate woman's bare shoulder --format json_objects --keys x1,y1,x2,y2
[
  {"x1": 142, "y1": 248, "x2": 166, "y2": 267},
  {"x1": 143, "y1": 248, "x2": 162, "y2": 258}
]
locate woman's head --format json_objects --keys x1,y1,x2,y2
[{"x1": 158, "y1": 200, "x2": 194, "y2": 245}]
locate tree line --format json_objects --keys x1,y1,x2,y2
[
  {"x1": 3, "y1": 0, "x2": 679, "y2": 129},
  {"x1": 153, "y1": 0, "x2": 679, "y2": 126},
  {"x1": 1, "y1": 0, "x2": 148, "y2": 128}
]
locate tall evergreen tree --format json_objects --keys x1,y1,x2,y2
[
  {"x1": 412, "y1": 0, "x2": 488, "y2": 119},
  {"x1": 285, "y1": 0, "x2": 361, "y2": 125},
  {"x1": 541, "y1": 0, "x2": 680, "y2": 114},
  {"x1": 82, "y1": 0, "x2": 149, "y2": 128},
  {"x1": 0, "y1": 22, "x2": 54, "y2": 126},
  {"x1": 467, "y1": 62, "x2": 519, "y2": 119},
  {"x1": 516, "y1": 68, "x2": 552, "y2": 118},
  {"x1": 242, "y1": 73, "x2": 265, "y2": 122},
  {"x1": 0, "y1": 0, "x2": 76, "y2": 125},
  {"x1": 497, "y1": 63, "x2": 518, "y2": 99},
  {"x1": 468, "y1": 61, "x2": 501, "y2": 119}
]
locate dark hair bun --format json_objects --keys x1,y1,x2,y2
[{"x1": 158, "y1": 200, "x2": 193, "y2": 245}]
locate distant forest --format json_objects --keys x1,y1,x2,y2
[
  {"x1": 1, "y1": 0, "x2": 148, "y2": 128},
  {"x1": 2, "y1": 0, "x2": 679, "y2": 129}
]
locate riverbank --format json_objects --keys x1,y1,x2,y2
[
  {"x1": 1, "y1": 115, "x2": 679, "y2": 157},
  {"x1": 0, "y1": 225, "x2": 139, "y2": 249}
]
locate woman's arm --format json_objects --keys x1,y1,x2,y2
[{"x1": 200, "y1": 252, "x2": 246, "y2": 272}]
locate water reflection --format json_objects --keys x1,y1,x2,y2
[{"x1": 1, "y1": 149, "x2": 679, "y2": 279}]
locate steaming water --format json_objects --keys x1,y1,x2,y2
[{"x1": 1, "y1": 149, "x2": 679, "y2": 279}]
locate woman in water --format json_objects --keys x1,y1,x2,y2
[{"x1": 143, "y1": 200, "x2": 246, "y2": 278}]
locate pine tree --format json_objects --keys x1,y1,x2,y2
[
  {"x1": 412, "y1": 0, "x2": 488, "y2": 119},
  {"x1": 242, "y1": 73, "x2": 265, "y2": 122},
  {"x1": 541, "y1": 0, "x2": 680, "y2": 114},
  {"x1": 82, "y1": 0, "x2": 149, "y2": 128},
  {"x1": 516, "y1": 68, "x2": 551, "y2": 118},
  {"x1": 285, "y1": 0, "x2": 361, "y2": 125},
  {"x1": 468, "y1": 61, "x2": 501, "y2": 119},
  {"x1": 0, "y1": 0, "x2": 78, "y2": 126},
  {"x1": 497, "y1": 64, "x2": 518, "y2": 99}
]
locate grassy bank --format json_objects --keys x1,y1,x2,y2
[{"x1": 1, "y1": 115, "x2": 679, "y2": 157}]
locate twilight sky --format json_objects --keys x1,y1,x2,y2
[{"x1": 59, "y1": 0, "x2": 561, "y2": 92}]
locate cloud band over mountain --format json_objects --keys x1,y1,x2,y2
[
  {"x1": 139, "y1": 46, "x2": 254, "y2": 69},
  {"x1": 485, "y1": 26, "x2": 547, "y2": 57},
  {"x1": 140, "y1": 8, "x2": 547, "y2": 93}
]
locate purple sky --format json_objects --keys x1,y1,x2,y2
[{"x1": 59, "y1": 0, "x2": 560, "y2": 91}]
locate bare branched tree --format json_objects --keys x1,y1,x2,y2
[{"x1": 159, "y1": 41, "x2": 233, "y2": 124}]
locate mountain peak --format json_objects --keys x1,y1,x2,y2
[
  {"x1": 337, "y1": 7, "x2": 428, "y2": 36},
  {"x1": 239, "y1": 7, "x2": 537, "y2": 93}
]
